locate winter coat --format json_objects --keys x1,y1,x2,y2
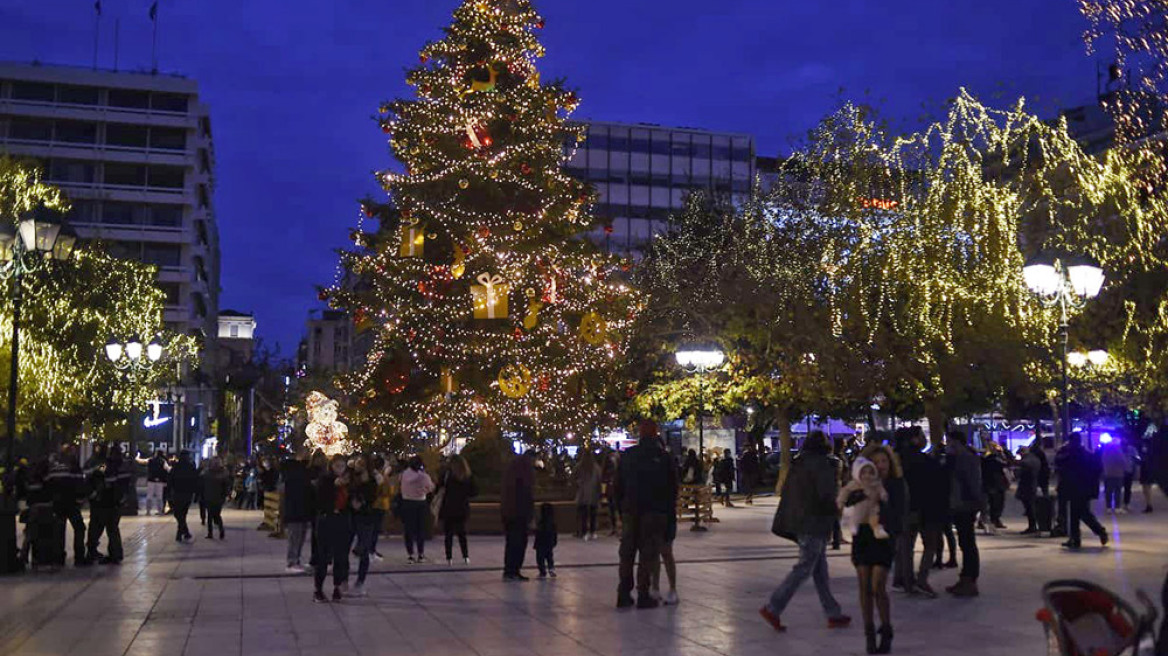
[
  {"x1": 739, "y1": 451, "x2": 761, "y2": 482},
  {"x1": 615, "y1": 439, "x2": 677, "y2": 516},
  {"x1": 1101, "y1": 443, "x2": 1128, "y2": 479},
  {"x1": 314, "y1": 472, "x2": 350, "y2": 515},
  {"x1": 772, "y1": 449, "x2": 839, "y2": 540},
  {"x1": 168, "y1": 458, "x2": 200, "y2": 504},
  {"x1": 534, "y1": 525, "x2": 558, "y2": 552},
  {"x1": 948, "y1": 443, "x2": 985, "y2": 514},
  {"x1": 902, "y1": 448, "x2": 950, "y2": 524},
  {"x1": 201, "y1": 469, "x2": 231, "y2": 507},
  {"x1": 438, "y1": 473, "x2": 477, "y2": 521},
  {"x1": 981, "y1": 453, "x2": 1010, "y2": 492},
  {"x1": 501, "y1": 454, "x2": 536, "y2": 522},
  {"x1": 89, "y1": 457, "x2": 131, "y2": 509},
  {"x1": 1015, "y1": 451, "x2": 1041, "y2": 501},
  {"x1": 1056, "y1": 443, "x2": 1101, "y2": 501},
  {"x1": 280, "y1": 460, "x2": 315, "y2": 523},
  {"x1": 714, "y1": 457, "x2": 736, "y2": 485},
  {"x1": 573, "y1": 462, "x2": 601, "y2": 507},
  {"x1": 46, "y1": 457, "x2": 86, "y2": 513}
]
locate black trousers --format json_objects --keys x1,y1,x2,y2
[
  {"x1": 986, "y1": 490, "x2": 1006, "y2": 524},
  {"x1": 444, "y1": 517, "x2": 468, "y2": 560},
  {"x1": 205, "y1": 503, "x2": 224, "y2": 536},
  {"x1": 503, "y1": 518, "x2": 529, "y2": 576},
  {"x1": 1069, "y1": 496, "x2": 1106, "y2": 544},
  {"x1": 577, "y1": 504, "x2": 597, "y2": 536},
  {"x1": 536, "y1": 545, "x2": 555, "y2": 574},
  {"x1": 1123, "y1": 473, "x2": 1134, "y2": 507},
  {"x1": 618, "y1": 512, "x2": 666, "y2": 598},
  {"x1": 60, "y1": 506, "x2": 86, "y2": 562},
  {"x1": 953, "y1": 511, "x2": 980, "y2": 581},
  {"x1": 893, "y1": 514, "x2": 920, "y2": 589},
  {"x1": 173, "y1": 500, "x2": 192, "y2": 540},
  {"x1": 87, "y1": 507, "x2": 122, "y2": 561},
  {"x1": 314, "y1": 513, "x2": 352, "y2": 590}
]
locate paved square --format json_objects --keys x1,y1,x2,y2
[{"x1": 1, "y1": 499, "x2": 1164, "y2": 655}]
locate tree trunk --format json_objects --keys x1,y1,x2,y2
[
  {"x1": 924, "y1": 398, "x2": 946, "y2": 447},
  {"x1": 775, "y1": 406, "x2": 793, "y2": 494}
]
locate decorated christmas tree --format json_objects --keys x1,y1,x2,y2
[{"x1": 328, "y1": 0, "x2": 636, "y2": 450}]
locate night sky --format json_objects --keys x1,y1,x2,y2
[{"x1": 1, "y1": 1, "x2": 1098, "y2": 354}]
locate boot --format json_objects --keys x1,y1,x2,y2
[
  {"x1": 947, "y1": 577, "x2": 979, "y2": 597},
  {"x1": 865, "y1": 625, "x2": 878, "y2": 654},
  {"x1": 877, "y1": 625, "x2": 894, "y2": 654}
]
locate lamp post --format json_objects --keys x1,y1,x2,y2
[
  {"x1": 105, "y1": 337, "x2": 164, "y2": 378},
  {"x1": 1023, "y1": 258, "x2": 1105, "y2": 443},
  {"x1": 1, "y1": 211, "x2": 75, "y2": 475},
  {"x1": 675, "y1": 345, "x2": 725, "y2": 460}
]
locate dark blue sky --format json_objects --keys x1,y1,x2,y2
[{"x1": 1, "y1": 1, "x2": 1099, "y2": 354}]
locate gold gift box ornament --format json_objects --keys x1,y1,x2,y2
[
  {"x1": 471, "y1": 272, "x2": 509, "y2": 319},
  {"x1": 400, "y1": 224, "x2": 425, "y2": 257}
]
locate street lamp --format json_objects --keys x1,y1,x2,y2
[
  {"x1": 1023, "y1": 257, "x2": 1104, "y2": 442},
  {"x1": 1, "y1": 208, "x2": 74, "y2": 476},
  {"x1": 106, "y1": 336, "x2": 165, "y2": 377},
  {"x1": 675, "y1": 345, "x2": 724, "y2": 460}
]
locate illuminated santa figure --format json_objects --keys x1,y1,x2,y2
[{"x1": 304, "y1": 391, "x2": 353, "y2": 457}]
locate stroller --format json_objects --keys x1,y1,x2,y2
[{"x1": 1036, "y1": 580, "x2": 1160, "y2": 656}]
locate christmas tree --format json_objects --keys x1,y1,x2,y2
[{"x1": 328, "y1": 0, "x2": 636, "y2": 450}]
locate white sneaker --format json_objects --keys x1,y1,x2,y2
[
  {"x1": 407, "y1": 557, "x2": 416, "y2": 565},
  {"x1": 1118, "y1": 507, "x2": 1129, "y2": 515},
  {"x1": 417, "y1": 555, "x2": 427, "y2": 564},
  {"x1": 463, "y1": 557, "x2": 470, "y2": 566},
  {"x1": 588, "y1": 532, "x2": 597, "y2": 541},
  {"x1": 349, "y1": 584, "x2": 366, "y2": 597},
  {"x1": 447, "y1": 559, "x2": 453, "y2": 566},
  {"x1": 373, "y1": 552, "x2": 384, "y2": 562},
  {"x1": 649, "y1": 586, "x2": 662, "y2": 601},
  {"x1": 286, "y1": 564, "x2": 306, "y2": 574},
  {"x1": 664, "y1": 590, "x2": 679, "y2": 605}
]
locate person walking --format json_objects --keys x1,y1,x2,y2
[
  {"x1": 1138, "y1": 436, "x2": 1155, "y2": 513},
  {"x1": 501, "y1": 450, "x2": 536, "y2": 581},
  {"x1": 86, "y1": 446, "x2": 130, "y2": 565},
  {"x1": 281, "y1": 455, "x2": 314, "y2": 572},
  {"x1": 650, "y1": 432, "x2": 681, "y2": 606},
  {"x1": 534, "y1": 502, "x2": 558, "y2": 578},
  {"x1": 762, "y1": 430, "x2": 852, "y2": 632},
  {"x1": 140, "y1": 450, "x2": 169, "y2": 517},
  {"x1": 47, "y1": 446, "x2": 90, "y2": 566},
  {"x1": 615, "y1": 420, "x2": 676, "y2": 609},
  {"x1": 680, "y1": 449, "x2": 704, "y2": 486},
  {"x1": 714, "y1": 449, "x2": 736, "y2": 507},
  {"x1": 894, "y1": 426, "x2": 947, "y2": 598},
  {"x1": 574, "y1": 451, "x2": 601, "y2": 540},
  {"x1": 981, "y1": 442, "x2": 1010, "y2": 530},
  {"x1": 398, "y1": 455, "x2": 434, "y2": 564},
  {"x1": 312, "y1": 456, "x2": 353, "y2": 603},
  {"x1": 370, "y1": 456, "x2": 392, "y2": 561},
  {"x1": 437, "y1": 454, "x2": 476, "y2": 565},
  {"x1": 739, "y1": 444, "x2": 761, "y2": 506},
  {"x1": 201, "y1": 457, "x2": 230, "y2": 540},
  {"x1": 169, "y1": 451, "x2": 199, "y2": 543},
  {"x1": 1016, "y1": 446, "x2": 1042, "y2": 534},
  {"x1": 349, "y1": 456, "x2": 379, "y2": 596},
  {"x1": 1122, "y1": 438, "x2": 1139, "y2": 513},
  {"x1": 601, "y1": 450, "x2": 621, "y2": 537},
  {"x1": 945, "y1": 431, "x2": 984, "y2": 598},
  {"x1": 1101, "y1": 438, "x2": 1127, "y2": 514},
  {"x1": 1060, "y1": 433, "x2": 1109, "y2": 550},
  {"x1": 847, "y1": 444, "x2": 906, "y2": 654}
]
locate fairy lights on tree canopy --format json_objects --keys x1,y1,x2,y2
[{"x1": 327, "y1": 0, "x2": 638, "y2": 450}]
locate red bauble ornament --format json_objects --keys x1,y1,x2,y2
[
  {"x1": 318, "y1": 290, "x2": 330, "y2": 302},
  {"x1": 513, "y1": 327, "x2": 524, "y2": 341},
  {"x1": 603, "y1": 224, "x2": 614, "y2": 235},
  {"x1": 478, "y1": 227, "x2": 492, "y2": 239},
  {"x1": 420, "y1": 53, "x2": 429, "y2": 63},
  {"x1": 381, "y1": 124, "x2": 392, "y2": 134},
  {"x1": 362, "y1": 204, "x2": 374, "y2": 218},
  {"x1": 520, "y1": 163, "x2": 532, "y2": 175},
  {"x1": 536, "y1": 19, "x2": 545, "y2": 29}
]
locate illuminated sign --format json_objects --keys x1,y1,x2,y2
[{"x1": 144, "y1": 416, "x2": 171, "y2": 429}]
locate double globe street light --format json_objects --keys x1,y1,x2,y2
[
  {"x1": 1023, "y1": 257, "x2": 1105, "y2": 443},
  {"x1": 0, "y1": 210, "x2": 76, "y2": 475},
  {"x1": 105, "y1": 337, "x2": 165, "y2": 378},
  {"x1": 675, "y1": 345, "x2": 725, "y2": 463}
]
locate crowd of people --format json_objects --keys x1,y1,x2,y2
[{"x1": 758, "y1": 426, "x2": 1158, "y2": 654}]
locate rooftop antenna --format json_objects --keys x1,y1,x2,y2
[
  {"x1": 113, "y1": 18, "x2": 120, "y2": 72},
  {"x1": 150, "y1": 1, "x2": 159, "y2": 74},
  {"x1": 92, "y1": 2, "x2": 102, "y2": 70}
]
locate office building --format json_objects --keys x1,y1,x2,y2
[
  {"x1": 303, "y1": 309, "x2": 356, "y2": 373},
  {"x1": 565, "y1": 121, "x2": 756, "y2": 253},
  {"x1": 0, "y1": 62, "x2": 221, "y2": 341},
  {"x1": 0, "y1": 61, "x2": 222, "y2": 449}
]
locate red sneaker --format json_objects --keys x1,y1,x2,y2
[
  {"x1": 759, "y1": 606, "x2": 787, "y2": 632},
  {"x1": 827, "y1": 615, "x2": 852, "y2": 629}
]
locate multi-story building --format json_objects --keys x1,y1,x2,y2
[
  {"x1": 0, "y1": 62, "x2": 220, "y2": 341},
  {"x1": 217, "y1": 310, "x2": 256, "y2": 371},
  {"x1": 0, "y1": 61, "x2": 222, "y2": 449},
  {"x1": 565, "y1": 121, "x2": 756, "y2": 253},
  {"x1": 303, "y1": 309, "x2": 356, "y2": 374}
]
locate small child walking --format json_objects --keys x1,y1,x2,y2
[{"x1": 534, "y1": 502, "x2": 558, "y2": 578}]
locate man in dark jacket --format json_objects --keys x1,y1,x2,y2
[
  {"x1": 761, "y1": 431, "x2": 851, "y2": 632},
  {"x1": 501, "y1": 450, "x2": 535, "y2": 581},
  {"x1": 143, "y1": 450, "x2": 169, "y2": 516},
  {"x1": 281, "y1": 456, "x2": 314, "y2": 572},
  {"x1": 86, "y1": 445, "x2": 130, "y2": 564},
  {"x1": 614, "y1": 420, "x2": 677, "y2": 609},
  {"x1": 47, "y1": 446, "x2": 90, "y2": 566},
  {"x1": 1059, "y1": 433, "x2": 1109, "y2": 550},
  {"x1": 946, "y1": 431, "x2": 984, "y2": 597},
  {"x1": 169, "y1": 451, "x2": 199, "y2": 543}
]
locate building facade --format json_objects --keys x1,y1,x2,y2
[
  {"x1": 217, "y1": 310, "x2": 256, "y2": 370},
  {"x1": 0, "y1": 62, "x2": 221, "y2": 341},
  {"x1": 0, "y1": 62, "x2": 222, "y2": 450},
  {"x1": 303, "y1": 309, "x2": 356, "y2": 374},
  {"x1": 565, "y1": 121, "x2": 756, "y2": 253}
]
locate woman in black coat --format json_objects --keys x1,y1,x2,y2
[
  {"x1": 437, "y1": 454, "x2": 477, "y2": 565},
  {"x1": 850, "y1": 444, "x2": 906, "y2": 654}
]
